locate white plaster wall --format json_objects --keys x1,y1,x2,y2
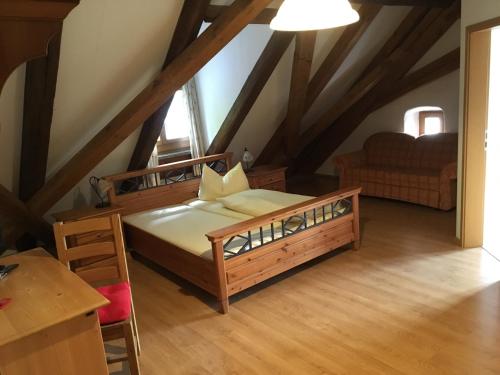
[
  {"x1": 457, "y1": 0, "x2": 500, "y2": 237},
  {"x1": 0, "y1": 0, "x2": 184, "y2": 219}
]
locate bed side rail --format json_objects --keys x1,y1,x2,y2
[{"x1": 206, "y1": 186, "x2": 362, "y2": 259}]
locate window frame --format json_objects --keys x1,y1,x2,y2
[
  {"x1": 156, "y1": 89, "x2": 191, "y2": 155},
  {"x1": 418, "y1": 110, "x2": 444, "y2": 136}
]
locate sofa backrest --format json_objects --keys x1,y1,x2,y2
[
  {"x1": 410, "y1": 133, "x2": 458, "y2": 170},
  {"x1": 363, "y1": 132, "x2": 458, "y2": 170},
  {"x1": 363, "y1": 132, "x2": 415, "y2": 168}
]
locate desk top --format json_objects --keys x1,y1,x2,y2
[{"x1": 0, "y1": 248, "x2": 108, "y2": 347}]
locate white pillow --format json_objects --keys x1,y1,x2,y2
[{"x1": 198, "y1": 162, "x2": 250, "y2": 201}]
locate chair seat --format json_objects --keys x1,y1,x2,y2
[{"x1": 96, "y1": 281, "x2": 132, "y2": 325}]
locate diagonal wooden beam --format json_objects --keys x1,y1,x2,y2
[
  {"x1": 27, "y1": 0, "x2": 274, "y2": 216},
  {"x1": 355, "y1": 6, "x2": 431, "y2": 85},
  {"x1": 19, "y1": 29, "x2": 62, "y2": 201},
  {"x1": 0, "y1": 184, "x2": 52, "y2": 247},
  {"x1": 206, "y1": 31, "x2": 295, "y2": 155},
  {"x1": 204, "y1": 5, "x2": 277, "y2": 24},
  {"x1": 351, "y1": 0, "x2": 453, "y2": 6},
  {"x1": 128, "y1": 0, "x2": 210, "y2": 171},
  {"x1": 372, "y1": 47, "x2": 460, "y2": 111},
  {"x1": 294, "y1": 2, "x2": 460, "y2": 173},
  {"x1": 255, "y1": 4, "x2": 382, "y2": 165},
  {"x1": 284, "y1": 31, "x2": 317, "y2": 158}
]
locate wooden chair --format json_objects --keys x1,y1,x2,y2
[{"x1": 53, "y1": 214, "x2": 141, "y2": 375}]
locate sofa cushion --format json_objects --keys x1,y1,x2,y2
[
  {"x1": 363, "y1": 132, "x2": 415, "y2": 168},
  {"x1": 351, "y1": 167, "x2": 441, "y2": 192},
  {"x1": 410, "y1": 133, "x2": 458, "y2": 170}
]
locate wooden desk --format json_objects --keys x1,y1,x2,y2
[{"x1": 0, "y1": 248, "x2": 109, "y2": 374}]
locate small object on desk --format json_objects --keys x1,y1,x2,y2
[{"x1": 0, "y1": 264, "x2": 18, "y2": 280}]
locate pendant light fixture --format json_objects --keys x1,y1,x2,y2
[{"x1": 270, "y1": 0, "x2": 360, "y2": 32}]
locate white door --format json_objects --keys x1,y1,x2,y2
[{"x1": 483, "y1": 27, "x2": 500, "y2": 260}]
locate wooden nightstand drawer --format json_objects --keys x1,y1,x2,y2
[
  {"x1": 260, "y1": 181, "x2": 286, "y2": 192},
  {"x1": 251, "y1": 173, "x2": 283, "y2": 187},
  {"x1": 246, "y1": 165, "x2": 287, "y2": 192}
]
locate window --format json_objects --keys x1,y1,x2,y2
[
  {"x1": 419, "y1": 111, "x2": 444, "y2": 136},
  {"x1": 157, "y1": 88, "x2": 191, "y2": 154},
  {"x1": 404, "y1": 106, "x2": 445, "y2": 138}
]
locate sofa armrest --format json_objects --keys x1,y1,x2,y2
[
  {"x1": 440, "y1": 161, "x2": 457, "y2": 181},
  {"x1": 333, "y1": 151, "x2": 365, "y2": 171}
]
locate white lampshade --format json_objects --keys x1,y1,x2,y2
[{"x1": 270, "y1": 0, "x2": 360, "y2": 31}]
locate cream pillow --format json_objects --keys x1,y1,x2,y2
[
  {"x1": 198, "y1": 162, "x2": 250, "y2": 201},
  {"x1": 217, "y1": 194, "x2": 284, "y2": 217}
]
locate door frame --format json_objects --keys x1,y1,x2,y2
[{"x1": 460, "y1": 17, "x2": 500, "y2": 248}]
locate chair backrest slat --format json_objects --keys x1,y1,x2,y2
[
  {"x1": 76, "y1": 266, "x2": 121, "y2": 284},
  {"x1": 65, "y1": 242, "x2": 116, "y2": 262},
  {"x1": 59, "y1": 217, "x2": 113, "y2": 237},
  {"x1": 53, "y1": 214, "x2": 129, "y2": 286}
]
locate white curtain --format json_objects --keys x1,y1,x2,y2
[
  {"x1": 183, "y1": 79, "x2": 204, "y2": 175},
  {"x1": 146, "y1": 144, "x2": 160, "y2": 187}
]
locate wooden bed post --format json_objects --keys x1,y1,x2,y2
[
  {"x1": 352, "y1": 192, "x2": 361, "y2": 250},
  {"x1": 211, "y1": 241, "x2": 229, "y2": 314}
]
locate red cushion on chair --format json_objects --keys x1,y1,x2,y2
[{"x1": 96, "y1": 282, "x2": 132, "y2": 325}]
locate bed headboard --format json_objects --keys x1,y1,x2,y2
[{"x1": 103, "y1": 153, "x2": 233, "y2": 216}]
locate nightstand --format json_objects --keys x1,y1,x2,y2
[{"x1": 246, "y1": 165, "x2": 287, "y2": 192}]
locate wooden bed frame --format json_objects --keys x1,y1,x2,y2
[{"x1": 103, "y1": 153, "x2": 361, "y2": 313}]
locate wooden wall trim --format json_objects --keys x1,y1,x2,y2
[
  {"x1": 27, "y1": 0, "x2": 274, "y2": 216},
  {"x1": 206, "y1": 31, "x2": 295, "y2": 155},
  {"x1": 127, "y1": 0, "x2": 210, "y2": 172}
]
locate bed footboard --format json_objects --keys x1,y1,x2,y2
[{"x1": 206, "y1": 187, "x2": 362, "y2": 313}]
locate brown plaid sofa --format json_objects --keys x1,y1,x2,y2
[{"x1": 333, "y1": 132, "x2": 458, "y2": 210}]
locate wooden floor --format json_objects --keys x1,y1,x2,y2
[{"x1": 117, "y1": 197, "x2": 500, "y2": 374}]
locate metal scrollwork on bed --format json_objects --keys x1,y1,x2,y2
[
  {"x1": 114, "y1": 156, "x2": 230, "y2": 195},
  {"x1": 222, "y1": 198, "x2": 353, "y2": 259}
]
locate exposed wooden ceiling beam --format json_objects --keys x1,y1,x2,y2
[
  {"x1": 204, "y1": 5, "x2": 277, "y2": 24},
  {"x1": 372, "y1": 47, "x2": 460, "y2": 111},
  {"x1": 27, "y1": 0, "x2": 274, "y2": 215},
  {"x1": 294, "y1": 1, "x2": 460, "y2": 173},
  {"x1": 206, "y1": 31, "x2": 295, "y2": 155},
  {"x1": 128, "y1": 0, "x2": 210, "y2": 172},
  {"x1": 19, "y1": 29, "x2": 62, "y2": 202},
  {"x1": 284, "y1": 31, "x2": 317, "y2": 158},
  {"x1": 350, "y1": 0, "x2": 453, "y2": 6},
  {"x1": 255, "y1": 4, "x2": 382, "y2": 165}
]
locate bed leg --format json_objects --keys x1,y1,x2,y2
[
  {"x1": 353, "y1": 240, "x2": 360, "y2": 250},
  {"x1": 219, "y1": 298, "x2": 229, "y2": 314}
]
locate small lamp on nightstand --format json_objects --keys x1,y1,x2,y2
[
  {"x1": 89, "y1": 176, "x2": 112, "y2": 208},
  {"x1": 242, "y1": 147, "x2": 254, "y2": 171}
]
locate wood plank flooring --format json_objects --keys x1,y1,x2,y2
[{"x1": 117, "y1": 198, "x2": 500, "y2": 374}]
